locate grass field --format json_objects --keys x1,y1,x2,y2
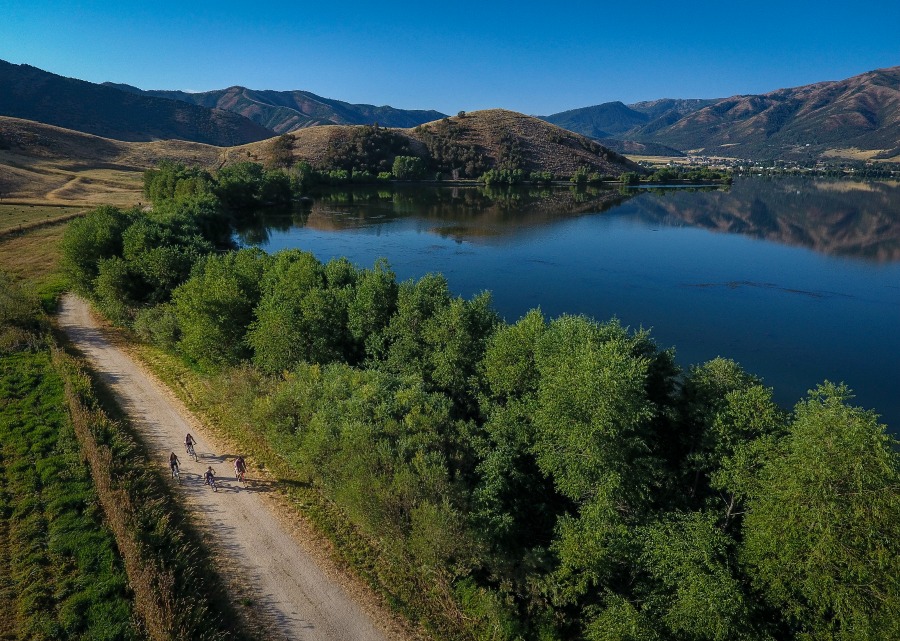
[
  {"x1": 0, "y1": 223, "x2": 68, "y2": 299},
  {"x1": 0, "y1": 348, "x2": 140, "y2": 640},
  {"x1": 0, "y1": 203, "x2": 85, "y2": 233}
]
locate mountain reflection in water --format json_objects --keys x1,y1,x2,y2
[{"x1": 236, "y1": 178, "x2": 900, "y2": 261}]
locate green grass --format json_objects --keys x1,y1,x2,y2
[{"x1": 0, "y1": 349, "x2": 140, "y2": 641}]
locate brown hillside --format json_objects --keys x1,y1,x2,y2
[
  {"x1": 1, "y1": 110, "x2": 640, "y2": 206},
  {"x1": 408, "y1": 110, "x2": 642, "y2": 177},
  {"x1": 0, "y1": 116, "x2": 229, "y2": 205},
  {"x1": 644, "y1": 66, "x2": 900, "y2": 159},
  {"x1": 245, "y1": 110, "x2": 642, "y2": 178}
]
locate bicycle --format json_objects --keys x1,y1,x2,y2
[
  {"x1": 206, "y1": 476, "x2": 217, "y2": 492},
  {"x1": 185, "y1": 441, "x2": 198, "y2": 462},
  {"x1": 171, "y1": 463, "x2": 180, "y2": 483}
]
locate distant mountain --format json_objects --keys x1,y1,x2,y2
[
  {"x1": 542, "y1": 101, "x2": 650, "y2": 138},
  {"x1": 545, "y1": 67, "x2": 900, "y2": 161},
  {"x1": 638, "y1": 66, "x2": 900, "y2": 159},
  {"x1": 104, "y1": 83, "x2": 447, "y2": 134},
  {"x1": 0, "y1": 60, "x2": 273, "y2": 146},
  {"x1": 543, "y1": 99, "x2": 716, "y2": 139},
  {"x1": 595, "y1": 138, "x2": 686, "y2": 158}
]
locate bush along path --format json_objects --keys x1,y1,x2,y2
[{"x1": 57, "y1": 293, "x2": 396, "y2": 641}]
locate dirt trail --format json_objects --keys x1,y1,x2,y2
[{"x1": 58, "y1": 294, "x2": 394, "y2": 641}]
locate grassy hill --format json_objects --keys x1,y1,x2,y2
[
  {"x1": 0, "y1": 116, "x2": 226, "y2": 205},
  {"x1": 253, "y1": 110, "x2": 643, "y2": 178},
  {"x1": 105, "y1": 83, "x2": 447, "y2": 133},
  {"x1": 0, "y1": 60, "x2": 273, "y2": 146}
]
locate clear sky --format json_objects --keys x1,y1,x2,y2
[{"x1": 3, "y1": 1, "x2": 899, "y2": 116}]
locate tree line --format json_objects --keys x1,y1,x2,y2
[{"x1": 60, "y1": 162, "x2": 899, "y2": 640}]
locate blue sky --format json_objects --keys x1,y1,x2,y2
[{"x1": 3, "y1": 1, "x2": 899, "y2": 115}]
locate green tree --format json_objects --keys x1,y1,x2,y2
[
  {"x1": 248, "y1": 251, "x2": 359, "y2": 372},
  {"x1": 60, "y1": 205, "x2": 134, "y2": 293},
  {"x1": 348, "y1": 258, "x2": 399, "y2": 361},
  {"x1": 143, "y1": 160, "x2": 214, "y2": 206},
  {"x1": 172, "y1": 248, "x2": 270, "y2": 368},
  {"x1": 740, "y1": 383, "x2": 900, "y2": 640},
  {"x1": 392, "y1": 155, "x2": 426, "y2": 180},
  {"x1": 533, "y1": 317, "x2": 663, "y2": 605},
  {"x1": 637, "y1": 511, "x2": 756, "y2": 641},
  {"x1": 268, "y1": 134, "x2": 295, "y2": 168}
]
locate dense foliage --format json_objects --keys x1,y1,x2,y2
[
  {"x1": 415, "y1": 118, "x2": 489, "y2": 179},
  {"x1": 60, "y1": 169, "x2": 900, "y2": 640},
  {"x1": 323, "y1": 125, "x2": 414, "y2": 175}
]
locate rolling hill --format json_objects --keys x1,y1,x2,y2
[
  {"x1": 0, "y1": 60, "x2": 273, "y2": 146},
  {"x1": 0, "y1": 110, "x2": 640, "y2": 206},
  {"x1": 104, "y1": 83, "x2": 447, "y2": 133},
  {"x1": 248, "y1": 110, "x2": 643, "y2": 178}
]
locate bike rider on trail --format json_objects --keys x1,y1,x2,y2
[
  {"x1": 169, "y1": 452, "x2": 180, "y2": 477},
  {"x1": 204, "y1": 466, "x2": 217, "y2": 491},
  {"x1": 234, "y1": 456, "x2": 246, "y2": 481},
  {"x1": 185, "y1": 433, "x2": 197, "y2": 459}
]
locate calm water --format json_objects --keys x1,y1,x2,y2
[{"x1": 240, "y1": 178, "x2": 900, "y2": 431}]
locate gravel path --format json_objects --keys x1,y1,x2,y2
[{"x1": 58, "y1": 294, "x2": 393, "y2": 641}]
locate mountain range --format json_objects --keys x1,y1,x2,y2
[
  {"x1": 102, "y1": 83, "x2": 447, "y2": 133},
  {"x1": 543, "y1": 67, "x2": 900, "y2": 161},
  {"x1": 0, "y1": 60, "x2": 272, "y2": 146},
  {"x1": 1, "y1": 59, "x2": 898, "y2": 161}
]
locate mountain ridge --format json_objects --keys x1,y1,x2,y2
[
  {"x1": 0, "y1": 60, "x2": 272, "y2": 146},
  {"x1": 543, "y1": 67, "x2": 900, "y2": 160},
  {"x1": 103, "y1": 82, "x2": 447, "y2": 133}
]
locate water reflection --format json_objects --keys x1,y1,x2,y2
[
  {"x1": 234, "y1": 184, "x2": 635, "y2": 245},
  {"x1": 629, "y1": 178, "x2": 900, "y2": 262},
  {"x1": 236, "y1": 178, "x2": 900, "y2": 262}
]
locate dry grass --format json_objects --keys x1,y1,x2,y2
[
  {"x1": 0, "y1": 223, "x2": 66, "y2": 288},
  {"x1": 0, "y1": 116, "x2": 235, "y2": 206},
  {"x1": 820, "y1": 147, "x2": 900, "y2": 161},
  {"x1": 0, "y1": 203, "x2": 84, "y2": 232}
]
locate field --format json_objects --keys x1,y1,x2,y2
[
  {"x1": 0, "y1": 224, "x2": 67, "y2": 296},
  {"x1": 0, "y1": 348, "x2": 139, "y2": 640},
  {"x1": 0, "y1": 203, "x2": 85, "y2": 234}
]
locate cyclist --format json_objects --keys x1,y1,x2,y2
[
  {"x1": 169, "y1": 452, "x2": 180, "y2": 479},
  {"x1": 184, "y1": 433, "x2": 197, "y2": 460},
  {"x1": 204, "y1": 466, "x2": 217, "y2": 491},
  {"x1": 234, "y1": 456, "x2": 247, "y2": 482}
]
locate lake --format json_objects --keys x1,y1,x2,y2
[{"x1": 238, "y1": 178, "x2": 900, "y2": 431}]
